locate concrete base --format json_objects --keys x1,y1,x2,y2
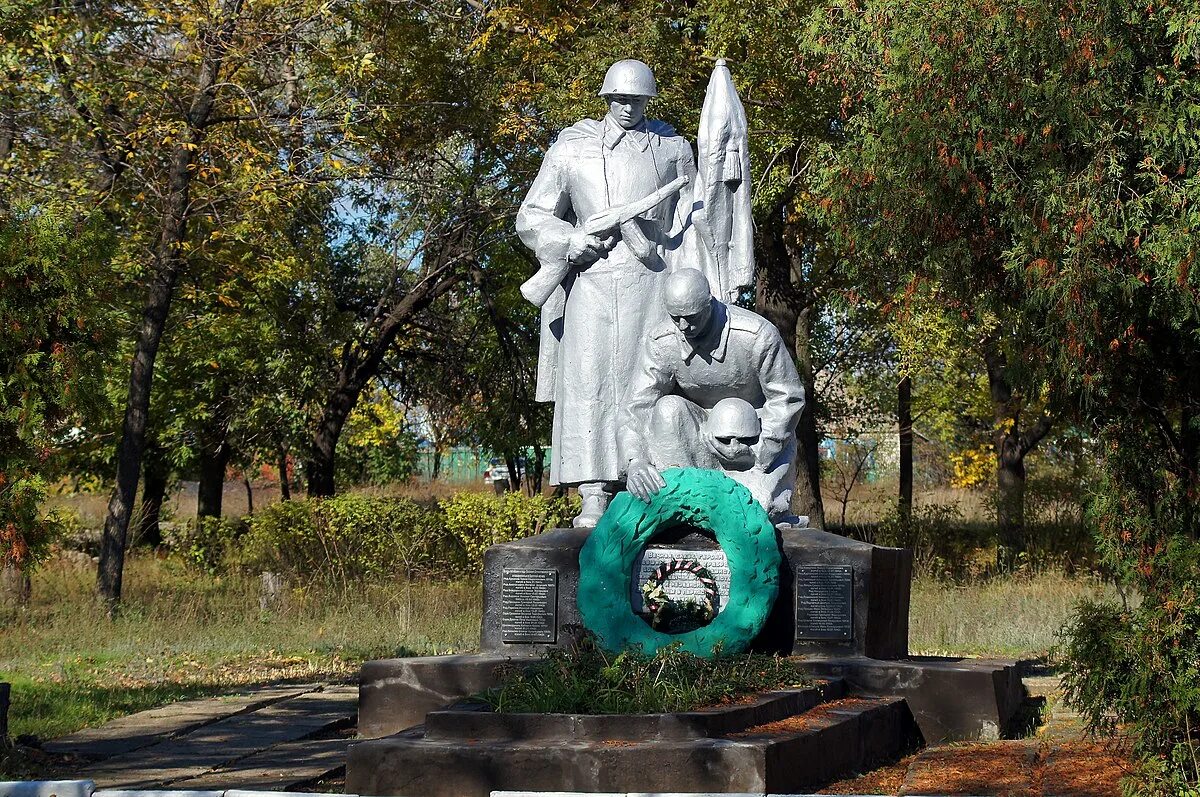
[
  {"x1": 356, "y1": 650, "x2": 1023, "y2": 745},
  {"x1": 358, "y1": 654, "x2": 538, "y2": 739},
  {"x1": 791, "y1": 655, "x2": 1025, "y2": 743},
  {"x1": 346, "y1": 682, "x2": 921, "y2": 797},
  {"x1": 479, "y1": 527, "x2": 912, "y2": 660}
]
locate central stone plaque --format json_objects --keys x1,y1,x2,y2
[
  {"x1": 794, "y1": 565, "x2": 853, "y2": 641},
  {"x1": 501, "y1": 568, "x2": 558, "y2": 643},
  {"x1": 630, "y1": 546, "x2": 732, "y2": 615}
]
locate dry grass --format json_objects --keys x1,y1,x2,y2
[
  {"x1": 0, "y1": 553, "x2": 480, "y2": 742},
  {"x1": 909, "y1": 571, "x2": 1124, "y2": 658}
]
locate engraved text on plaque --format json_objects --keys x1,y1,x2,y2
[
  {"x1": 795, "y1": 565, "x2": 853, "y2": 641},
  {"x1": 631, "y1": 547, "x2": 731, "y2": 615},
  {"x1": 501, "y1": 568, "x2": 558, "y2": 643}
]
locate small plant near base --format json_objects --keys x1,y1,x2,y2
[{"x1": 478, "y1": 634, "x2": 810, "y2": 715}]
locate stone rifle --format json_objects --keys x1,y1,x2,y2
[{"x1": 519, "y1": 174, "x2": 690, "y2": 307}]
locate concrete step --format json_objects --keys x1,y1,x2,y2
[{"x1": 346, "y1": 692, "x2": 920, "y2": 797}]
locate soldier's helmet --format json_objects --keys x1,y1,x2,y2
[
  {"x1": 598, "y1": 59, "x2": 658, "y2": 98},
  {"x1": 707, "y1": 398, "x2": 761, "y2": 440}
]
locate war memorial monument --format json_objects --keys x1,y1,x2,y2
[{"x1": 345, "y1": 58, "x2": 1025, "y2": 796}]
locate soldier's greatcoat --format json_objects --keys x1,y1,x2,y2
[{"x1": 516, "y1": 115, "x2": 699, "y2": 485}]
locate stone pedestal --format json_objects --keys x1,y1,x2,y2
[
  {"x1": 347, "y1": 681, "x2": 923, "y2": 797},
  {"x1": 479, "y1": 526, "x2": 910, "y2": 660},
  {"x1": 353, "y1": 523, "x2": 1024, "y2": 782}
]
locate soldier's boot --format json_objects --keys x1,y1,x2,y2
[{"x1": 573, "y1": 482, "x2": 611, "y2": 528}]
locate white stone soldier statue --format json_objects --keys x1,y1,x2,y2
[
  {"x1": 619, "y1": 269, "x2": 806, "y2": 525},
  {"x1": 516, "y1": 59, "x2": 703, "y2": 527}
]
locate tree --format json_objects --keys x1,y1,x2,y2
[
  {"x1": 0, "y1": 207, "x2": 116, "y2": 596},
  {"x1": 6, "y1": 0, "x2": 378, "y2": 607},
  {"x1": 811, "y1": 0, "x2": 1200, "y2": 788},
  {"x1": 807, "y1": 0, "x2": 1063, "y2": 553}
]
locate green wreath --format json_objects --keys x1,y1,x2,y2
[{"x1": 578, "y1": 467, "x2": 781, "y2": 657}]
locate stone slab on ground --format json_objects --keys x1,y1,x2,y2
[
  {"x1": 42, "y1": 686, "x2": 320, "y2": 761},
  {"x1": 169, "y1": 735, "x2": 351, "y2": 790},
  {"x1": 80, "y1": 686, "x2": 356, "y2": 788},
  {"x1": 346, "y1": 695, "x2": 921, "y2": 797}
]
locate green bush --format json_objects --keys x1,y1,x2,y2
[
  {"x1": 167, "y1": 516, "x2": 248, "y2": 574},
  {"x1": 439, "y1": 492, "x2": 577, "y2": 573},
  {"x1": 216, "y1": 491, "x2": 577, "y2": 583},
  {"x1": 239, "y1": 494, "x2": 444, "y2": 583},
  {"x1": 1059, "y1": 424, "x2": 1200, "y2": 795}
]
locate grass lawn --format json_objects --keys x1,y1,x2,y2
[
  {"x1": 1, "y1": 551, "x2": 1120, "y2": 768},
  {"x1": 1, "y1": 554, "x2": 479, "y2": 746}
]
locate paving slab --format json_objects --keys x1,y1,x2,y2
[
  {"x1": 173, "y1": 736, "x2": 351, "y2": 790},
  {"x1": 82, "y1": 687, "x2": 356, "y2": 788},
  {"x1": 43, "y1": 686, "x2": 320, "y2": 761}
]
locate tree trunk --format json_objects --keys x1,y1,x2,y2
[
  {"x1": 277, "y1": 447, "x2": 291, "y2": 501},
  {"x1": 898, "y1": 375, "x2": 913, "y2": 535},
  {"x1": 505, "y1": 453, "x2": 520, "y2": 492},
  {"x1": 137, "y1": 445, "x2": 170, "y2": 548},
  {"x1": 531, "y1": 441, "x2": 545, "y2": 493},
  {"x1": 755, "y1": 204, "x2": 826, "y2": 529},
  {"x1": 96, "y1": 0, "x2": 245, "y2": 612},
  {"x1": 307, "y1": 378, "x2": 362, "y2": 497},
  {"x1": 197, "y1": 440, "x2": 231, "y2": 519},
  {"x1": 984, "y1": 345, "x2": 1051, "y2": 570},
  {"x1": 792, "y1": 306, "x2": 826, "y2": 528},
  {"x1": 243, "y1": 475, "x2": 254, "y2": 515}
]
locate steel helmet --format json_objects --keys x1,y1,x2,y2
[
  {"x1": 707, "y1": 398, "x2": 761, "y2": 440},
  {"x1": 598, "y1": 59, "x2": 658, "y2": 97}
]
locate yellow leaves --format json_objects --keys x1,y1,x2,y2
[{"x1": 950, "y1": 444, "x2": 993, "y2": 489}]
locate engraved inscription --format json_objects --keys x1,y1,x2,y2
[
  {"x1": 501, "y1": 569, "x2": 557, "y2": 643},
  {"x1": 631, "y1": 547, "x2": 731, "y2": 615},
  {"x1": 795, "y1": 565, "x2": 853, "y2": 641}
]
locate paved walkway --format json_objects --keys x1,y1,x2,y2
[{"x1": 42, "y1": 684, "x2": 355, "y2": 790}]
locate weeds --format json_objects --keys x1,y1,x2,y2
[{"x1": 479, "y1": 635, "x2": 811, "y2": 714}]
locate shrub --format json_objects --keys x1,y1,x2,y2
[
  {"x1": 240, "y1": 494, "x2": 444, "y2": 584},
  {"x1": 1059, "y1": 424, "x2": 1200, "y2": 795},
  {"x1": 439, "y1": 492, "x2": 577, "y2": 573},
  {"x1": 167, "y1": 516, "x2": 248, "y2": 574}
]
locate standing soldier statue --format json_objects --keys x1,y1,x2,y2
[{"x1": 517, "y1": 58, "x2": 755, "y2": 527}]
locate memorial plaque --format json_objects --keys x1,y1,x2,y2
[
  {"x1": 631, "y1": 547, "x2": 731, "y2": 615},
  {"x1": 795, "y1": 565, "x2": 853, "y2": 641},
  {"x1": 501, "y1": 568, "x2": 558, "y2": 643}
]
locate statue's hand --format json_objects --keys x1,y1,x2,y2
[
  {"x1": 625, "y1": 459, "x2": 665, "y2": 503},
  {"x1": 567, "y1": 230, "x2": 609, "y2": 266}
]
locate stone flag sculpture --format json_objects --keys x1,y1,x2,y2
[{"x1": 694, "y1": 58, "x2": 755, "y2": 303}]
